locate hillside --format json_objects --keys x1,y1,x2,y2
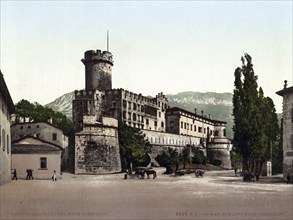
[{"x1": 45, "y1": 91, "x2": 234, "y2": 138}]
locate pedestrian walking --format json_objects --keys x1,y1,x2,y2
[
  {"x1": 52, "y1": 170, "x2": 57, "y2": 182},
  {"x1": 12, "y1": 169, "x2": 17, "y2": 180},
  {"x1": 287, "y1": 173, "x2": 291, "y2": 184},
  {"x1": 26, "y1": 169, "x2": 30, "y2": 180},
  {"x1": 234, "y1": 166, "x2": 237, "y2": 176},
  {"x1": 29, "y1": 169, "x2": 34, "y2": 180}
]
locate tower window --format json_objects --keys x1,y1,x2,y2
[{"x1": 52, "y1": 133, "x2": 57, "y2": 141}]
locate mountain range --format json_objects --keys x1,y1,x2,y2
[{"x1": 45, "y1": 91, "x2": 234, "y2": 138}]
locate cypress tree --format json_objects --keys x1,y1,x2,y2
[{"x1": 232, "y1": 54, "x2": 279, "y2": 173}]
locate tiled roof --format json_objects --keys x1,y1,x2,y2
[
  {"x1": 12, "y1": 144, "x2": 62, "y2": 154},
  {"x1": 0, "y1": 70, "x2": 15, "y2": 113},
  {"x1": 12, "y1": 135, "x2": 63, "y2": 149},
  {"x1": 167, "y1": 107, "x2": 227, "y2": 124}
]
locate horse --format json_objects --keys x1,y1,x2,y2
[{"x1": 144, "y1": 170, "x2": 157, "y2": 179}]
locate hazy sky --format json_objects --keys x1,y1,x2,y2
[{"x1": 0, "y1": 1, "x2": 292, "y2": 113}]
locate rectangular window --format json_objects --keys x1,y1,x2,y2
[
  {"x1": 181, "y1": 122, "x2": 183, "y2": 128},
  {"x1": 7, "y1": 135, "x2": 9, "y2": 154},
  {"x1": 52, "y1": 133, "x2": 57, "y2": 141},
  {"x1": 128, "y1": 102, "x2": 131, "y2": 110},
  {"x1": 2, "y1": 129, "x2": 5, "y2": 151},
  {"x1": 128, "y1": 112, "x2": 131, "y2": 120},
  {"x1": 194, "y1": 125, "x2": 196, "y2": 131},
  {"x1": 154, "y1": 121, "x2": 157, "y2": 127},
  {"x1": 40, "y1": 157, "x2": 47, "y2": 169},
  {"x1": 198, "y1": 127, "x2": 202, "y2": 133}
]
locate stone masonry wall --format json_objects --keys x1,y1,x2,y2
[
  {"x1": 74, "y1": 117, "x2": 121, "y2": 174},
  {"x1": 282, "y1": 90, "x2": 293, "y2": 177}
]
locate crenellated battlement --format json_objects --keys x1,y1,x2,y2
[
  {"x1": 82, "y1": 50, "x2": 114, "y2": 66},
  {"x1": 74, "y1": 89, "x2": 104, "y2": 100}
]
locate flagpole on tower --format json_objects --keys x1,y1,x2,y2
[{"x1": 107, "y1": 30, "x2": 109, "y2": 52}]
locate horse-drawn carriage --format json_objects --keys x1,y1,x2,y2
[
  {"x1": 133, "y1": 167, "x2": 157, "y2": 179},
  {"x1": 195, "y1": 169, "x2": 205, "y2": 177}
]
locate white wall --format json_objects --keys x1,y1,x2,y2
[
  {"x1": 11, "y1": 153, "x2": 61, "y2": 180},
  {"x1": 0, "y1": 95, "x2": 12, "y2": 186}
]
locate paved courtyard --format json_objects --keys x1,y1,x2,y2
[{"x1": 0, "y1": 168, "x2": 292, "y2": 220}]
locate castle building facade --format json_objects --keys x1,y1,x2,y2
[
  {"x1": 276, "y1": 81, "x2": 293, "y2": 179},
  {"x1": 0, "y1": 71, "x2": 15, "y2": 185},
  {"x1": 73, "y1": 49, "x2": 232, "y2": 174},
  {"x1": 166, "y1": 107, "x2": 227, "y2": 140}
]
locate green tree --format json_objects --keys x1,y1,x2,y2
[
  {"x1": 182, "y1": 145, "x2": 191, "y2": 168},
  {"x1": 15, "y1": 99, "x2": 35, "y2": 122},
  {"x1": 118, "y1": 124, "x2": 151, "y2": 172},
  {"x1": 192, "y1": 150, "x2": 207, "y2": 165},
  {"x1": 155, "y1": 148, "x2": 181, "y2": 174},
  {"x1": 233, "y1": 54, "x2": 280, "y2": 173},
  {"x1": 15, "y1": 100, "x2": 74, "y2": 137}
]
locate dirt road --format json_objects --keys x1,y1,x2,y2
[{"x1": 1, "y1": 169, "x2": 292, "y2": 220}]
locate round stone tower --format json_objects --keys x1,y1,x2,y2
[{"x1": 81, "y1": 50, "x2": 114, "y2": 91}]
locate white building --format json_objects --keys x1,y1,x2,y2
[
  {"x1": 0, "y1": 71, "x2": 15, "y2": 185},
  {"x1": 12, "y1": 136, "x2": 62, "y2": 179},
  {"x1": 11, "y1": 122, "x2": 69, "y2": 170}
]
